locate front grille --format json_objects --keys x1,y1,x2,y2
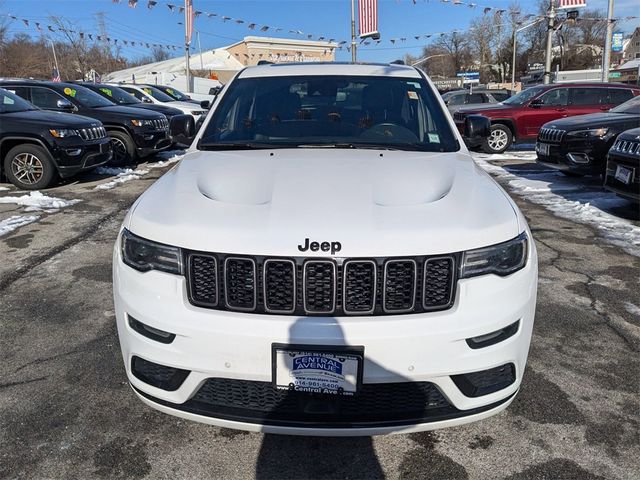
[
  {"x1": 453, "y1": 112, "x2": 465, "y2": 122},
  {"x1": 186, "y1": 252, "x2": 458, "y2": 316},
  {"x1": 612, "y1": 138, "x2": 640, "y2": 156},
  {"x1": 538, "y1": 127, "x2": 565, "y2": 143},
  {"x1": 78, "y1": 126, "x2": 107, "y2": 141},
  {"x1": 152, "y1": 117, "x2": 170, "y2": 131}
]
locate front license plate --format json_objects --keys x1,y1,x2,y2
[
  {"x1": 536, "y1": 142, "x2": 550, "y2": 156},
  {"x1": 614, "y1": 165, "x2": 633, "y2": 185},
  {"x1": 273, "y1": 345, "x2": 363, "y2": 396}
]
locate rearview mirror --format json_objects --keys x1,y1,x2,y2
[
  {"x1": 56, "y1": 99, "x2": 74, "y2": 111},
  {"x1": 200, "y1": 100, "x2": 210, "y2": 109},
  {"x1": 464, "y1": 115, "x2": 491, "y2": 139}
]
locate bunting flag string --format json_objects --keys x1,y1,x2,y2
[{"x1": 1, "y1": 13, "x2": 181, "y2": 51}]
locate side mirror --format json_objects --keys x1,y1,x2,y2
[
  {"x1": 200, "y1": 100, "x2": 210, "y2": 109},
  {"x1": 56, "y1": 99, "x2": 75, "y2": 111},
  {"x1": 529, "y1": 98, "x2": 543, "y2": 108},
  {"x1": 142, "y1": 96, "x2": 153, "y2": 103},
  {"x1": 464, "y1": 115, "x2": 491, "y2": 139},
  {"x1": 169, "y1": 114, "x2": 195, "y2": 146},
  {"x1": 209, "y1": 86, "x2": 222, "y2": 96}
]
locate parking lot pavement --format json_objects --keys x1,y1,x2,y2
[{"x1": 1, "y1": 150, "x2": 638, "y2": 479}]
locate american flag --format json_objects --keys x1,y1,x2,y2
[
  {"x1": 185, "y1": 0, "x2": 194, "y2": 45},
  {"x1": 557, "y1": 0, "x2": 587, "y2": 9},
  {"x1": 52, "y1": 67, "x2": 61, "y2": 82},
  {"x1": 358, "y1": 0, "x2": 379, "y2": 39}
]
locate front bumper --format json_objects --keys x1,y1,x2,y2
[
  {"x1": 53, "y1": 138, "x2": 113, "y2": 178},
  {"x1": 132, "y1": 129, "x2": 172, "y2": 157},
  {"x1": 535, "y1": 138, "x2": 609, "y2": 174},
  {"x1": 113, "y1": 239, "x2": 537, "y2": 436},
  {"x1": 604, "y1": 153, "x2": 639, "y2": 202}
]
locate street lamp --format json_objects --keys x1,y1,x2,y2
[{"x1": 511, "y1": 18, "x2": 545, "y2": 90}]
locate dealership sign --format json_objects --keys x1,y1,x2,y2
[
  {"x1": 612, "y1": 32, "x2": 624, "y2": 52},
  {"x1": 457, "y1": 72, "x2": 480, "y2": 84}
]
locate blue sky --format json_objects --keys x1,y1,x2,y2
[{"x1": 2, "y1": 0, "x2": 638, "y2": 63}]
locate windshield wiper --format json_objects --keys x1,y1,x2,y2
[{"x1": 198, "y1": 142, "x2": 287, "y2": 150}]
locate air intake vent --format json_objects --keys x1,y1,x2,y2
[
  {"x1": 304, "y1": 261, "x2": 336, "y2": 314},
  {"x1": 383, "y1": 260, "x2": 417, "y2": 313},
  {"x1": 423, "y1": 257, "x2": 455, "y2": 309},
  {"x1": 188, "y1": 254, "x2": 218, "y2": 307},
  {"x1": 263, "y1": 259, "x2": 296, "y2": 313},
  {"x1": 224, "y1": 258, "x2": 256, "y2": 310},
  {"x1": 343, "y1": 260, "x2": 377, "y2": 314}
]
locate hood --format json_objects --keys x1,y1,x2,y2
[
  {"x1": 457, "y1": 103, "x2": 513, "y2": 115},
  {"x1": 95, "y1": 105, "x2": 164, "y2": 119},
  {"x1": 128, "y1": 149, "x2": 520, "y2": 257},
  {"x1": 4, "y1": 109, "x2": 101, "y2": 128},
  {"x1": 543, "y1": 112, "x2": 640, "y2": 130},
  {"x1": 164, "y1": 100, "x2": 204, "y2": 112},
  {"x1": 128, "y1": 103, "x2": 184, "y2": 116}
]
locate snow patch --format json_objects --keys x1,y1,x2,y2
[
  {"x1": 95, "y1": 166, "x2": 134, "y2": 176},
  {"x1": 0, "y1": 215, "x2": 40, "y2": 236},
  {"x1": 0, "y1": 186, "x2": 10, "y2": 191},
  {"x1": 0, "y1": 191, "x2": 81, "y2": 212},
  {"x1": 94, "y1": 168, "x2": 149, "y2": 190},
  {"x1": 623, "y1": 302, "x2": 640, "y2": 317},
  {"x1": 148, "y1": 150, "x2": 186, "y2": 169},
  {"x1": 472, "y1": 151, "x2": 538, "y2": 161},
  {"x1": 474, "y1": 157, "x2": 640, "y2": 257}
]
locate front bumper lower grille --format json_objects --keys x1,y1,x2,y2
[
  {"x1": 134, "y1": 377, "x2": 515, "y2": 428},
  {"x1": 186, "y1": 252, "x2": 458, "y2": 316}
]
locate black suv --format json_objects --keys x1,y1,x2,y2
[
  {"x1": 0, "y1": 87, "x2": 111, "y2": 189},
  {"x1": 74, "y1": 82, "x2": 195, "y2": 146},
  {"x1": 604, "y1": 127, "x2": 640, "y2": 203},
  {"x1": 536, "y1": 95, "x2": 640, "y2": 176},
  {"x1": 0, "y1": 80, "x2": 171, "y2": 164}
]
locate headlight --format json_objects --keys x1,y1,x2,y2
[
  {"x1": 190, "y1": 110, "x2": 206, "y2": 115},
  {"x1": 49, "y1": 128, "x2": 79, "y2": 138},
  {"x1": 120, "y1": 229, "x2": 182, "y2": 274},
  {"x1": 130, "y1": 119, "x2": 154, "y2": 127},
  {"x1": 461, "y1": 232, "x2": 528, "y2": 278},
  {"x1": 567, "y1": 128, "x2": 609, "y2": 138}
]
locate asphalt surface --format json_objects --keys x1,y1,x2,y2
[{"x1": 0, "y1": 151, "x2": 638, "y2": 479}]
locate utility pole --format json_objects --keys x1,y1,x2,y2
[
  {"x1": 50, "y1": 40, "x2": 60, "y2": 75},
  {"x1": 601, "y1": 0, "x2": 614, "y2": 82},
  {"x1": 197, "y1": 30, "x2": 204, "y2": 70},
  {"x1": 511, "y1": 28, "x2": 517, "y2": 89},
  {"x1": 351, "y1": 0, "x2": 357, "y2": 62},
  {"x1": 543, "y1": 0, "x2": 556, "y2": 85},
  {"x1": 185, "y1": 0, "x2": 191, "y2": 92}
]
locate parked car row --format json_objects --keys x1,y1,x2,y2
[
  {"x1": 0, "y1": 79, "x2": 209, "y2": 189},
  {"x1": 454, "y1": 82, "x2": 640, "y2": 154}
]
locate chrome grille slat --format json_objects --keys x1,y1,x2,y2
[{"x1": 538, "y1": 127, "x2": 565, "y2": 143}]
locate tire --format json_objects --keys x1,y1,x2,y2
[
  {"x1": 3, "y1": 144, "x2": 57, "y2": 190},
  {"x1": 560, "y1": 171, "x2": 585, "y2": 177},
  {"x1": 482, "y1": 124, "x2": 513, "y2": 154},
  {"x1": 108, "y1": 130, "x2": 137, "y2": 166}
]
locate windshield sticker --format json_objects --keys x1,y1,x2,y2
[
  {"x1": 166, "y1": 88, "x2": 174, "y2": 95},
  {"x1": 407, "y1": 91, "x2": 419, "y2": 100},
  {"x1": 428, "y1": 133, "x2": 440, "y2": 143},
  {"x1": 100, "y1": 88, "x2": 113, "y2": 97},
  {"x1": 142, "y1": 87, "x2": 152, "y2": 94},
  {"x1": 63, "y1": 87, "x2": 76, "y2": 97},
  {"x1": 407, "y1": 82, "x2": 421, "y2": 89}
]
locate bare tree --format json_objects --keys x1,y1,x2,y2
[{"x1": 433, "y1": 32, "x2": 471, "y2": 76}]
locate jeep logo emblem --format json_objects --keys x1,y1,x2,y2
[{"x1": 298, "y1": 238, "x2": 342, "y2": 255}]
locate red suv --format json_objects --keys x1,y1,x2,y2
[{"x1": 454, "y1": 83, "x2": 640, "y2": 154}]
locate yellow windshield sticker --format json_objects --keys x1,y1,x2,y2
[
  {"x1": 166, "y1": 88, "x2": 174, "y2": 95},
  {"x1": 63, "y1": 87, "x2": 77, "y2": 97},
  {"x1": 142, "y1": 87, "x2": 152, "y2": 94},
  {"x1": 100, "y1": 88, "x2": 113, "y2": 97}
]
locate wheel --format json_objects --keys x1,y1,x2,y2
[
  {"x1": 108, "y1": 130, "x2": 137, "y2": 166},
  {"x1": 3, "y1": 144, "x2": 57, "y2": 190},
  {"x1": 560, "y1": 171, "x2": 585, "y2": 177},
  {"x1": 482, "y1": 124, "x2": 513, "y2": 154}
]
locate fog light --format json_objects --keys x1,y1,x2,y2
[
  {"x1": 451, "y1": 363, "x2": 516, "y2": 397},
  {"x1": 66, "y1": 149, "x2": 82, "y2": 156},
  {"x1": 566, "y1": 153, "x2": 590, "y2": 165},
  {"x1": 131, "y1": 356, "x2": 189, "y2": 391},
  {"x1": 128, "y1": 315, "x2": 175, "y2": 344}
]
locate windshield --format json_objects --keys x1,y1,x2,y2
[
  {"x1": 94, "y1": 85, "x2": 140, "y2": 105},
  {"x1": 0, "y1": 88, "x2": 38, "y2": 113},
  {"x1": 199, "y1": 75, "x2": 459, "y2": 152},
  {"x1": 140, "y1": 86, "x2": 175, "y2": 102},
  {"x1": 503, "y1": 86, "x2": 545, "y2": 105},
  {"x1": 60, "y1": 85, "x2": 114, "y2": 108},
  {"x1": 156, "y1": 85, "x2": 189, "y2": 101},
  {"x1": 610, "y1": 95, "x2": 640, "y2": 115}
]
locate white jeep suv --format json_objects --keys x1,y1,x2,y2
[{"x1": 113, "y1": 62, "x2": 537, "y2": 436}]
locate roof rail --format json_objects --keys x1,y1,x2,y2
[
  {"x1": 257, "y1": 60, "x2": 274, "y2": 66},
  {"x1": 390, "y1": 60, "x2": 405, "y2": 65}
]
